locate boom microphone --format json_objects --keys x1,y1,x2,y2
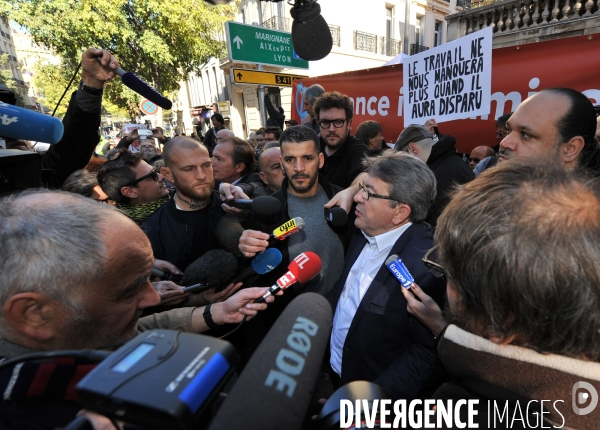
[
  {"x1": 270, "y1": 217, "x2": 305, "y2": 241},
  {"x1": 290, "y1": 1, "x2": 333, "y2": 61},
  {"x1": 225, "y1": 195, "x2": 282, "y2": 215},
  {"x1": 0, "y1": 102, "x2": 64, "y2": 144},
  {"x1": 99, "y1": 60, "x2": 172, "y2": 110},
  {"x1": 255, "y1": 251, "x2": 322, "y2": 303},
  {"x1": 181, "y1": 249, "x2": 238, "y2": 289},
  {"x1": 208, "y1": 293, "x2": 333, "y2": 430}
]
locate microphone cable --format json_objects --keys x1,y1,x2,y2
[{"x1": 52, "y1": 62, "x2": 82, "y2": 117}]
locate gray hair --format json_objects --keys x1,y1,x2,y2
[
  {"x1": 362, "y1": 152, "x2": 436, "y2": 222},
  {"x1": 0, "y1": 190, "x2": 112, "y2": 320},
  {"x1": 301, "y1": 84, "x2": 325, "y2": 105}
]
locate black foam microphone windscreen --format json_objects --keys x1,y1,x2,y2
[
  {"x1": 181, "y1": 249, "x2": 238, "y2": 287},
  {"x1": 225, "y1": 196, "x2": 282, "y2": 215},
  {"x1": 290, "y1": 1, "x2": 333, "y2": 61},
  {"x1": 208, "y1": 293, "x2": 333, "y2": 430},
  {"x1": 325, "y1": 207, "x2": 348, "y2": 227}
]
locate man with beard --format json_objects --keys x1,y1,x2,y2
[
  {"x1": 142, "y1": 137, "x2": 225, "y2": 271},
  {"x1": 217, "y1": 126, "x2": 353, "y2": 297},
  {"x1": 314, "y1": 92, "x2": 371, "y2": 188}
]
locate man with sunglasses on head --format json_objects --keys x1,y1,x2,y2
[
  {"x1": 326, "y1": 151, "x2": 447, "y2": 401},
  {"x1": 97, "y1": 148, "x2": 169, "y2": 225},
  {"x1": 314, "y1": 92, "x2": 371, "y2": 189}
]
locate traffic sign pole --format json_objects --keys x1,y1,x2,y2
[{"x1": 258, "y1": 65, "x2": 267, "y2": 128}]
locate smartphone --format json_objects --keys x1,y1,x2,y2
[{"x1": 137, "y1": 129, "x2": 153, "y2": 137}]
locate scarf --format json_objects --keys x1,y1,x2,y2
[
  {"x1": 117, "y1": 196, "x2": 169, "y2": 225},
  {"x1": 0, "y1": 357, "x2": 97, "y2": 402}
]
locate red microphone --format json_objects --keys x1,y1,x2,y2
[{"x1": 254, "y1": 251, "x2": 322, "y2": 303}]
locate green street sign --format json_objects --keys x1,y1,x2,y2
[{"x1": 225, "y1": 21, "x2": 309, "y2": 70}]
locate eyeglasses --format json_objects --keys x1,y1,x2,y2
[
  {"x1": 318, "y1": 119, "x2": 347, "y2": 129},
  {"x1": 131, "y1": 169, "x2": 159, "y2": 186},
  {"x1": 422, "y1": 246, "x2": 446, "y2": 280},
  {"x1": 358, "y1": 182, "x2": 395, "y2": 201}
]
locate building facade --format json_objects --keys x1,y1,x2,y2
[
  {"x1": 9, "y1": 23, "x2": 60, "y2": 111},
  {"x1": 445, "y1": 0, "x2": 600, "y2": 47},
  {"x1": 177, "y1": 0, "x2": 458, "y2": 139},
  {"x1": 0, "y1": 18, "x2": 31, "y2": 108}
]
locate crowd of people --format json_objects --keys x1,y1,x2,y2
[{"x1": 0, "y1": 47, "x2": 599, "y2": 429}]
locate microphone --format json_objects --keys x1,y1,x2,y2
[
  {"x1": 290, "y1": 0, "x2": 333, "y2": 61},
  {"x1": 324, "y1": 207, "x2": 348, "y2": 227},
  {"x1": 0, "y1": 102, "x2": 64, "y2": 144},
  {"x1": 180, "y1": 250, "x2": 238, "y2": 293},
  {"x1": 255, "y1": 251, "x2": 322, "y2": 303},
  {"x1": 270, "y1": 217, "x2": 306, "y2": 241},
  {"x1": 385, "y1": 254, "x2": 415, "y2": 288},
  {"x1": 225, "y1": 195, "x2": 282, "y2": 215},
  {"x1": 227, "y1": 248, "x2": 283, "y2": 286},
  {"x1": 208, "y1": 293, "x2": 333, "y2": 430},
  {"x1": 97, "y1": 58, "x2": 172, "y2": 110}
]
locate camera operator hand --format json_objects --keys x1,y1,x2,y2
[{"x1": 82, "y1": 48, "x2": 119, "y2": 90}]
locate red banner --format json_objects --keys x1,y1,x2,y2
[{"x1": 292, "y1": 34, "x2": 600, "y2": 153}]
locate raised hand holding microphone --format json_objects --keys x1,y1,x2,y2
[
  {"x1": 238, "y1": 217, "x2": 305, "y2": 258},
  {"x1": 83, "y1": 48, "x2": 119, "y2": 91}
]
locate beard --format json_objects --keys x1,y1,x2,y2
[
  {"x1": 288, "y1": 171, "x2": 318, "y2": 194},
  {"x1": 323, "y1": 129, "x2": 349, "y2": 151},
  {"x1": 172, "y1": 175, "x2": 214, "y2": 201}
]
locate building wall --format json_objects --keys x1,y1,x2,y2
[
  {"x1": 182, "y1": 0, "x2": 457, "y2": 139},
  {"x1": 0, "y1": 18, "x2": 31, "y2": 107},
  {"x1": 10, "y1": 23, "x2": 60, "y2": 108}
]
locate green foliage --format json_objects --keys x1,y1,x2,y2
[
  {"x1": 0, "y1": 54, "x2": 14, "y2": 88},
  {"x1": 34, "y1": 62, "x2": 134, "y2": 120},
  {"x1": 3, "y1": 0, "x2": 238, "y2": 108}
]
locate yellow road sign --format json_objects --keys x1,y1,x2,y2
[{"x1": 231, "y1": 69, "x2": 308, "y2": 87}]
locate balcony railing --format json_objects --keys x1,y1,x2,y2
[
  {"x1": 329, "y1": 25, "x2": 341, "y2": 46},
  {"x1": 261, "y1": 16, "x2": 291, "y2": 33},
  {"x1": 455, "y1": 0, "x2": 600, "y2": 36},
  {"x1": 353, "y1": 30, "x2": 378, "y2": 53},
  {"x1": 381, "y1": 36, "x2": 402, "y2": 56},
  {"x1": 457, "y1": 0, "x2": 498, "y2": 9},
  {"x1": 410, "y1": 44, "x2": 430, "y2": 55}
]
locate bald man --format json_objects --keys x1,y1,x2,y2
[{"x1": 468, "y1": 146, "x2": 495, "y2": 169}]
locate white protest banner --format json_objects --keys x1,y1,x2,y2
[{"x1": 402, "y1": 27, "x2": 492, "y2": 127}]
